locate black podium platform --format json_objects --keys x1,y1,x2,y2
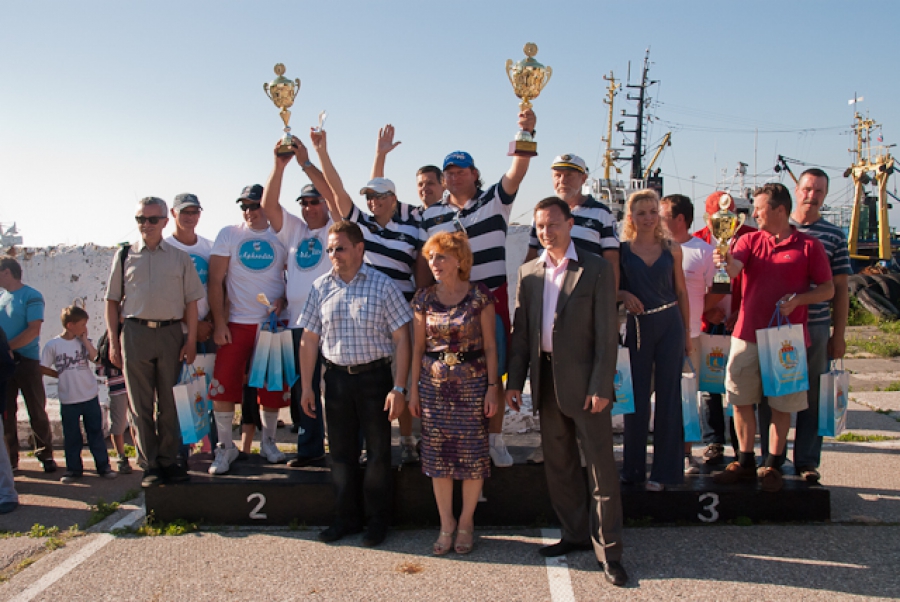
[{"x1": 143, "y1": 447, "x2": 830, "y2": 526}]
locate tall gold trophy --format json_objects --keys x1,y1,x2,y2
[
  {"x1": 505, "y1": 43, "x2": 552, "y2": 156},
  {"x1": 263, "y1": 64, "x2": 301, "y2": 156},
  {"x1": 707, "y1": 193, "x2": 746, "y2": 294}
]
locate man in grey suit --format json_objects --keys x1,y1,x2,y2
[{"x1": 506, "y1": 197, "x2": 626, "y2": 587}]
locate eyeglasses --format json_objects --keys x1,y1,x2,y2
[
  {"x1": 135, "y1": 215, "x2": 165, "y2": 225},
  {"x1": 325, "y1": 246, "x2": 346, "y2": 255},
  {"x1": 365, "y1": 192, "x2": 393, "y2": 201},
  {"x1": 240, "y1": 203, "x2": 261, "y2": 212},
  {"x1": 299, "y1": 198, "x2": 322, "y2": 207},
  {"x1": 178, "y1": 209, "x2": 201, "y2": 216}
]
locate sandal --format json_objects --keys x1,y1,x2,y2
[
  {"x1": 454, "y1": 529, "x2": 475, "y2": 555},
  {"x1": 433, "y1": 530, "x2": 454, "y2": 556}
]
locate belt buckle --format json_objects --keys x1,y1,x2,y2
[
  {"x1": 346, "y1": 364, "x2": 360, "y2": 375},
  {"x1": 441, "y1": 352, "x2": 460, "y2": 366},
  {"x1": 147, "y1": 320, "x2": 159, "y2": 329}
]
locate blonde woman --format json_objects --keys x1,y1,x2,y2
[
  {"x1": 409, "y1": 231, "x2": 498, "y2": 555},
  {"x1": 618, "y1": 190, "x2": 691, "y2": 491}
]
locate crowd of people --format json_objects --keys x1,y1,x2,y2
[{"x1": 0, "y1": 104, "x2": 849, "y2": 587}]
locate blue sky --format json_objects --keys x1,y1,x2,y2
[{"x1": 2, "y1": 1, "x2": 898, "y2": 246}]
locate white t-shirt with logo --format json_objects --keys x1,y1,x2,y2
[
  {"x1": 680, "y1": 237, "x2": 715, "y2": 336},
  {"x1": 165, "y1": 234, "x2": 214, "y2": 320},
  {"x1": 276, "y1": 207, "x2": 333, "y2": 327},
  {"x1": 211, "y1": 224, "x2": 287, "y2": 325},
  {"x1": 41, "y1": 336, "x2": 99, "y2": 404}
]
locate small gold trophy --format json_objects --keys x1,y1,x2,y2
[
  {"x1": 505, "y1": 43, "x2": 552, "y2": 156},
  {"x1": 707, "y1": 193, "x2": 746, "y2": 294},
  {"x1": 263, "y1": 63, "x2": 301, "y2": 155}
]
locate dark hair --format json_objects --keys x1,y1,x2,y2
[
  {"x1": 754, "y1": 182, "x2": 792, "y2": 214},
  {"x1": 329, "y1": 220, "x2": 364, "y2": 246},
  {"x1": 416, "y1": 165, "x2": 442, "y2": 181},
  {"x1": 533, "y1": 196, "x2": 572, "y2": 220},
  {"x1": 442, "y1": 166, "x2": 483, "y2": 190},
  {"x1": 61, "y1": 305, "x2": 89, "y2": 327},
  {"x1": 799, "y1": 168, "x2": 830, "y2": 190},
  {"x1": 0, "y1": 257, "x2": 22, "y2": 280},
  {"x1": 660, "y1": 194, "x2": 694, "y2": 226}
]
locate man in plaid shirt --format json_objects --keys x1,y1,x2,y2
[{"x1": 298, "y1": 221, "x2": 412, "y2": 547}]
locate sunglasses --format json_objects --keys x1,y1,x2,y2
[
  {"x1": 135, "y1": 215, "x2": 165, "y2": 225},
  {"x1": 240, "y1": 203, "x2": 261, "y2": 212},
  {"x1": 325, "y1": 246, "x2": 347, "y2": 255},
  {"x1": 178, "y1": 209, "x2": 201, "y2": 216},
  {"x1": 299, "y1": 198, "x2": 322, "y2": 207}
]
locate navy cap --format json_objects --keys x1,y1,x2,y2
[
  {"x1": 236, "y1": 184, "x2": 264, "y2": 203},
  {"x1": 443, "y1": 151, "x2": 475, "y2": 170},
  {"x1": 173, "y1": 193, "x2": 202, "y2": 211},
  {"x1": 297, "y1": 184, "x2": 322, "y2": 200}
]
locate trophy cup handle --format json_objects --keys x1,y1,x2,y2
[
  {"x1": 542, "y1": 66, "x2": 553, "y2": 88},
  {"x1": 736, "y1": 212, "x2": 746, "y2": 228},
  {"x1": 263, "y1": 83, "x2": 272, "y2": 102},
  {"x1": 505, "y1": 59, "x2": 515, "y2": 89}
]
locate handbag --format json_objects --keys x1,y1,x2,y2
[
  {"x1": 818, "y1": 360, "x2": 849, "y2": 437},
  {"x1": 699, "y1": 333, "x2": 730, "y2": 394},
  {"x1": 682, "y1": 358, "x2": 702, "y2": 442},
  {"x1": 611, "y1": 346, "x2": 636, "y2": 416},
  {"x1": 174, "y1": 363, "x2": 211, "y2": 444},
  {"x1": 756, "y1": 308, "x2": 809, "y2": 398}
]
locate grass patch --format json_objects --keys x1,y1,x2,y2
[
  {"x1": 28, "y1": 524, "x2": 59, "y2": 539},
  {"x1": 118, "y1": 488, "x2": 140, "y2": 503},
  {"x1": 86, "y1": 499, "x2": 120, "y2": 528},
  {"x1": 846, "y1": 335, "x2": 900, "y2": 357},
  {"x1": 732, "y1": 516, "x2": 753, "y2": 526},
  {"x1": 878, "y1": 320, "x2": 900, "y2": 334},
  {"x1": 836, "y1": 431, "x2": 899, "y2": 442},
  {"x1": 116, "y1": 515, "x2": 199, "y2": 537},
  {"x1": 848, "y1": 296, "x2": 880, "y2": 326},
  {"x1": 883, "y1": 382, "x2": 900, "y2": 392}
]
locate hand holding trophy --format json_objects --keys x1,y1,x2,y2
[
  {"x1": 505, "y1": 43, "x2": 552, "y2": 156},
  {"x1": 263, "y1": 63, "x2": 301, "y2": 156},
  {"x1": 707, "y1": 193, "x2": 746, "y2": 294}
]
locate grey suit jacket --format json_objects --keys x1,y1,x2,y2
[{"x1": 507, "y1": 247, "x2": 618, "y2": 416}]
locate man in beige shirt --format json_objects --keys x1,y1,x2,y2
[{"x1": 105, "y1": 197, "x2": 204, "y2": 487}]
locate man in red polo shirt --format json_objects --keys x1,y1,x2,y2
[{"x1": 712, "y1": 183, "x2": 833, "y2": 493}]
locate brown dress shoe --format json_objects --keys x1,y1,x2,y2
[
  {"x1": 759, "y1": 467, "x2": 784, "y2": 492},
  {"x1": 712, "y1": 461, "x2": 756, "y2": 484}
]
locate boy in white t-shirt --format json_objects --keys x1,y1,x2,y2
[{"x1": 40, "y1": 306, "x2": 116, "y2": 483}]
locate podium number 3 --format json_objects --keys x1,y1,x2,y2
[
  {"x1": 247, "y1": 493, "x2": 268, "y2": 520},
  {"x1": 698, "y1": 492, "x2": 720, "y2": 523}
]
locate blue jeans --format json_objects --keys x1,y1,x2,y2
[
  {"x1": 0, "y1": 415, "x2": 18, "y2": 504},
  {"x1": 291, "y1": 328, "x2": 324, "y2": 457},
  {"x1": 60, "y1": 397, "x2": 110, "y2": 474},
  {"x1": 324, "y1": 363, "x2": 393, "y2": 527}
]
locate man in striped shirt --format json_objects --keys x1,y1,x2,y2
[
  {"x1": 524, "y1": 154, "x2": 620, "y2": 289},
  {"x1": 759, "y1": 168, "x2": 851, "y2": 482},
  {"x1": 417, "y1": 109, "x2": 537, "y2": 467}
]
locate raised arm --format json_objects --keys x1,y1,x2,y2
[
  {"x1": 371, "y1": 124, "x2": 401, "y2": 180},
  {"x1": 261, "y1": 138, "x2": 297, "y2": 233},
  {"x1": 500, "y1": 109, "x2": 537, "y2": 197},
  {"x1": 310, "y1": 129, "x2": 354, "y2": 220}
]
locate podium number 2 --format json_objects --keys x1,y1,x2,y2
[
  {"x1": 247, "y1": 493, "x2": 267, "y2": 520},
  {"x1": 698, "y1": 492, "x2": 720, "y2": 523}
]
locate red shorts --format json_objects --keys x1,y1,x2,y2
[{"x1": 209, "y1": 322, "x2": 290, "y2": 409}]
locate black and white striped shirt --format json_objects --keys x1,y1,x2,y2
[
  {"x1": 347, "y1": 203, "x2": 421, "y2": 300},
  {"x1": 419, "y1": 181, "x2": 515, "y2": 291},
  {"x1": 790, "y1": 216, "x2": 852, "y2": 327},
  {"x1": 528, "y1": 195, "x2": 619, "y2": 256}
]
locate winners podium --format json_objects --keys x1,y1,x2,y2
[{"x1": 144, "y1": 446, "x2": 830, "y2": 526}]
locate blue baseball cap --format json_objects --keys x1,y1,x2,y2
[{"x1": 443, "y1": 151, "x2": 475, "y2": 170}]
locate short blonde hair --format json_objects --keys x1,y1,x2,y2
[
  {"x1": 61, "y1": 305, "x2": 89, "y2": 327},
  {"x1": 621, "y1": 189, "x2": 668, "y2": 243},
  {"x1": 422, "y1": 231, "x2": 473, "y2": 281}
]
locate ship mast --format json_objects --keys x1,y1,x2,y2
[
  {"x1": 601, "y1": 72, "x2": 620, "y2": 181},
  {"x1": 845, "y1": 112, "x2": 896, "y2": 261},
  {"x1": 622, "y1": 49, "x2": 655, "y2": 180}
]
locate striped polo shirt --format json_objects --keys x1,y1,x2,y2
[
  {"x1": 419, "y1": 181, "x2": 515, "y2": 291},
  {"x1": 346, "y1": 202, "x2": 421, "y2": 300},
  {"x1": 528, "y1": 195, "x2": 620, "y2": 256},
  {"x1": 790, "y1": 216, "x2": 852, "y2": 327}
]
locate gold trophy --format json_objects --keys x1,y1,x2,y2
[
  {"x1": 505, "y1": 43, "x2": 552, "y2": 156},
  {"x1": 707, "y1": 193, "x2": 746, "y2": 294},
  {"x1": 263, "y1": 63, "x2": 301, "y2": 155}
]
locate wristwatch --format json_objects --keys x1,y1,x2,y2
[
  {"x1": 301, "y1": 160, "x2": 313, "y2": 170},
  {"x1": 392, "y1": 385, "x2": 408, "y2": 396}
]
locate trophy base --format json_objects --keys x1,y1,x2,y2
[
  {"x1": 710, "y1": 281, "x2": 732, "y2": 295},
  {"x1": 276, "y1": 144, "x2": 295, "y2": 156},
  {"x1": 508, "y1": 140, "x2": 537, "y2": 157}
]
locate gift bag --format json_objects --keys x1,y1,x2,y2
[
  {"x1": 193, "y1": 351, "x2": 216, "y2": 396},
  {"x1": 266, "y1": 326, "x2": 285, "y2": 392},
  {"x1": 279, "y1": 329, "x2": 299, "y2": 388},
  {"x1": 612, "y1": 346, "x2": 636, "y2": 416},
  {"x1": 682, "y1": 359, "x2": 702, "y2": 442},
  {"x1": 756, "y1": 309, "x2": 809, "y2": 398},
  {"x1": 174, "y1": 364, "x2": 211, "y2": 445},
  {"x1": 818, "y1": 360, "x2": 849, "y2": 437},
  {"x1": 699, "y1": 333, "x2": 730, "y2": 394},
  {"x1": 248, "y1": 314, "x2": 277, "y2": 388}
]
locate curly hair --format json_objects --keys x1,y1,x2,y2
[
  {"x1": 621, "y1": 189, "x2": 668, "y2": 243},
  {"x1": 422, "y1": 231, "x2": 473, "y2": 281}
]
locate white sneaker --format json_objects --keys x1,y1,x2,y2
[
  {"x1": 261, "y1": 437, "x2": 286, "y2": 464},
  {"x1": 490, "y1": 437, "x2": 514, "y2": 467},
  {"x1": 209, "y1": 444, "x2": 239, "y2": 475},
  {"x1": 684, "y1": 455, "x2": 701, "y2": 475}
]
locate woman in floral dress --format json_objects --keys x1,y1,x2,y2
[{"x1": 409, "y1": 231, "x2": 498, "y2": 556}]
